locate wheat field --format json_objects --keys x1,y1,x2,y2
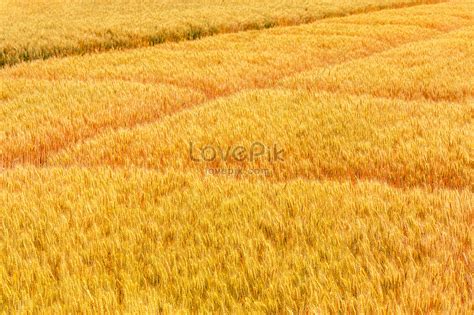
[
  {"x1": 0, "y1": 0, "x2": 445, "y2": 67},
  {"x1": 0, "y1": 0, "x2": 473, "y2": 313}
]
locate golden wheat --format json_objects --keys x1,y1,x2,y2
[
  {"x1": 0, "y1": 2, "x2": 469, "y2": 170},
  {"x1": 1, "y1": 0, "x2": 473, "y2": 313},
  {"x1": 2, "y1": 1, "x2": 472, "y2": 169},
  {"x1": 281, "y1": 27, "x2": 474, "y2": 102},
  {"x1": 0, "y1": 79, "x2": 205, "y2": 167},
  {"x1": 0, "y1": 0, "x2": 445, "y2": 67},
  {"x1": 47, "y1": 90, "x2": 473, "y2": 190},
  {"x1": 0, "y1": 167, "x2": 472, "y2": 313}
]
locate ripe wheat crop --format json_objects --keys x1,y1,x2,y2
[
  {"x1": 48, "y1": 90, "x2": 473, "y2": 190},
  {"x1": 0, "y1": 167, "x2": 472, "y2": 313},
  {"x1": 0, "y1": 0, "x2": 473, "y2": 313},
  {"x1": 0, "y1": 0, "x2": 445, "y2": 67},
  {"x1": 2, "y1": 0, "x2": 472, "y2": 169},
  {"x1": 0, "y1": 79, "x2": 205, "y2": 167},
  {"x1": 281, "y1": 28, "x2": 474, "y2": 102}
]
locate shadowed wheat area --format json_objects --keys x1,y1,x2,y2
[{"x1": 0, "y1": 0, "x2": 473, "y2": 313}]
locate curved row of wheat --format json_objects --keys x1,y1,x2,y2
[
  {"x1": 0, "y1": 79, "x2": 205, "y2": 167},
  {"x1": 47, "y1": 90, "x2": 473, "y2": 189},
  {"x1": 2, "y1": 1, "x2": 472, "y2": 171},
  {"x1": 0, "y1": 0, "x2": 445, "y2": 67},
  {"x1": 281, "y1": 26, "x2": 474, "y2": 101}
]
